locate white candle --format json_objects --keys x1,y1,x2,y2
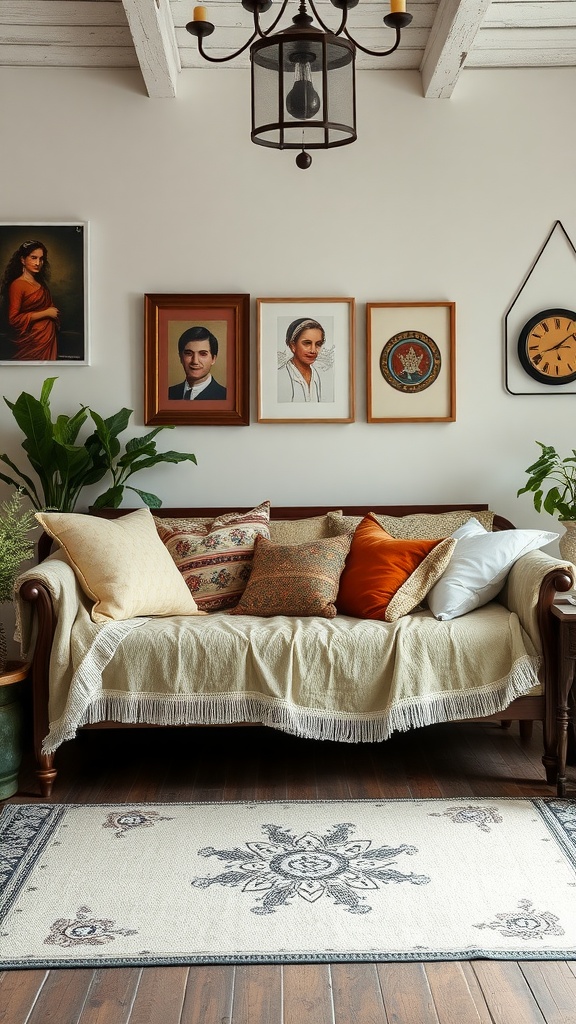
[{"x1": 193, "y1": 6, "x2": 208, "y2": 21}]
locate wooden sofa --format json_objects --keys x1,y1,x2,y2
[{"x1": 17, "y1": 503, "x2": 574, "y2": 798}]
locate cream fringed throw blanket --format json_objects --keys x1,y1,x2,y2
[{"x1": 15, "y1": 553, "x2": 543, "y2": 756}]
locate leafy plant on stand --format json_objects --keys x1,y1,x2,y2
[
  {"x1": 0, "y1": 490, "x2": 36, "y2": 671},
  {"x1": 0, "y1": 377, "x2": 197, "y2": 512}
]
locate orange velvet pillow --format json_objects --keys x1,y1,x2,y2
[{"x1": 336, "y1": 513, "x2": 456, "y2": 622}]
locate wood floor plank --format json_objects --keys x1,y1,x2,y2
[
  {"x1": 459, "y1": 962, "x2": 496, "y2": 1024},
  {"x1": 76, "y1": 968, "x2": 142, "y2": 1024},
  {"x1": 126, "y1": 966, "x2": 189, "y2": 1024},
  {"x1": 330, "y1": 963, "x2": 386, "y2": 1023},
  {"x1": 425, "y1": 961, "x2": 490, "y2": 1024},
  {"x1": 368, "y1": 738, "x2": 413, "y2": 798},
  {"x1": 26, "y1": 968, "x2": 94, "y2": 1024},
  {"x1": 519, "y1": 961, "x2": 576, "y2": 1024},
  {"x1": 472, "y1": 962, "x2": 547, "y2": 1024},
  {"x1": 231, "y1": 964, "x2": 282, "y2": 1024},
  {"x1": 0, "y1": 970, "x2": 48, "y2": 1024},
  {"x1": 180, "y1": 966, "x2": 235, "y2": 1024},
  {"x1": 282, "y1": 964, "x2": 334, "y2": 1024},
  {"x1": 377, "y1": 962, "x2": 440, "y2": 1023}
]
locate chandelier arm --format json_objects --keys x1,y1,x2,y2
[
  {"x1": 197, "y1": 32, "x2": 257, "y2": 62},
  {"x1": 257, "y1": 0, "x2": 292, "y2": 37},
  {"x1": 306, "y1": 0, "x2": 346, "y2": 34},
  {"x1": 343, "y1": 24, "x2": 401, "y2": 57}
]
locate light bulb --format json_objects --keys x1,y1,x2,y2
[{"x1": 286, "y1": 57, "x2": 320, "y2": 120}]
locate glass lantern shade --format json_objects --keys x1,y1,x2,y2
[{"x1": 251, "y1": 26, "x2": 356, "y2": 151}]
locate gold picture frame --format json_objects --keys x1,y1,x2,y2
[{"x1": 367, "y1": 301, "x2": 456, "y2": 423}]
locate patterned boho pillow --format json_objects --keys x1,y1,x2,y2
[
  {"x1": 327, "y1": 508, "x2": 495, "y2": 539},
  {"x1": 230, "y1": 533, "x2": 352, "y2": 618},
  {"x1": 155, "y1": 501, "x2": 271, "y2": 612},
  {"x1": 335, "y1": 513, "x2": 456, "y2": 622},
  {"x1": 268, "y1": 512, "x2": 342, "y2": 545}
]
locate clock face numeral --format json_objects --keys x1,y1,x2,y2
[{"x1": 518, "y1": 308, "x2": 576, "y2": 386}]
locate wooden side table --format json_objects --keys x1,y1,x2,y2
[
  {"x1": 550, "y1": 600, "x2": 576, "y2": 796},
  {"x1": 0, "y1": 659, "x2": 29, "y2": 800}
]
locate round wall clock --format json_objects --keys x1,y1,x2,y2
[
  {"x1": 380, "y1": 331, "x2": 441, "y2": 393},
  {"x1": 518, "y1": 307, "x2": 576, "y2": 385}
]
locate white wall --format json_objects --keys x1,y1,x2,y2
[{"x1": 1, "y1": 65, "x2": 575, "y2": 555}]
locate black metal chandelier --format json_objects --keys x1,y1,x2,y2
[{"x1": 186, "y1": 0, "x2": 412, "y2": 169}]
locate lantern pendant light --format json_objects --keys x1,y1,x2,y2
[{"x1": 187, "y1": 0, "x2": 412, "y2": 169}]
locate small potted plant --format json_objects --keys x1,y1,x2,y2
[{"x1": 517, "y1": 441, "x2": 576, "y2": 562}]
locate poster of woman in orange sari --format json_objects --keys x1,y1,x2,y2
[{"x1": 0, "y1": 223, "x2": 87, "y2": 365}]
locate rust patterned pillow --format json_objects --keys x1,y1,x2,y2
[
  {"x1": 230, "y1": 533, "x2": 352, "y2": 618},
  {"x1": 156, "y1": 501, "x2": 271, "y2": 612}
]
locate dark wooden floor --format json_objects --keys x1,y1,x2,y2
[{"x1": 1, "y1": 720, "x2": 576, "y2": 1024}]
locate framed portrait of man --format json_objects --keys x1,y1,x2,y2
[
  {"x1": 144, "y1": 293, "x2": 250, "y2": 426},
  {"x1": 0, "y1": 222, "x2": 88, "y2": 366}
]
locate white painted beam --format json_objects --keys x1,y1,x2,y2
[
  {"x1": 420, "y1": 0, "x2": 492, "y2": 98},
  {"x1": 121, "y1": 0, "x2": 180, "y2": 97}
]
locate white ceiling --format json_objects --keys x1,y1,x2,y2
[{"x1": 2, "y1": 0, "x2": 576, "y2": 101}]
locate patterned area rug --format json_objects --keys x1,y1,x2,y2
[{"x1": 1, "y1": 798, "x2": 576, "y2": 968}]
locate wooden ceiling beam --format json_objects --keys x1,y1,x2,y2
[
  {"x1": 121, "y1": 0, "x2": 180, "y2": 98},
  {"x1": 420, "y1": 0, "x2": 492, "y2": 98}
]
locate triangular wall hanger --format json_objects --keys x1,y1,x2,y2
[{"x1": 505, "y1": 220, "x2": 576, "y2": 395}]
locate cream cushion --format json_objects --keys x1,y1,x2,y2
[{"x1": 35, "y1": 508, "x2": 201, "y2": 622}]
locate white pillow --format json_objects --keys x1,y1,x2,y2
[{"x1": 427, "y1": 517, "x2": 558, "y2": 621}]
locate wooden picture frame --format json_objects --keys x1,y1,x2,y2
[
  {"x1": 0, "y1": 222, "x2": 88, "y2": 365},
  {"x1": 144, "y1": 293, "x2": 250, "y2": 426},
  {"x1": 257, "y1": 297, "x2": 355, "y2": 423},
  {"x1": 367, "y1": 302, "x2": 456, "y2": 423}
]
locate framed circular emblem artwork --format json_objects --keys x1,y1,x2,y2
[
  {"x1": 367, "y1": 302, "x2": 456, "y2": 423},
  {"x1": 379, "y1": 330, "x2": 442, "y2": 394}
]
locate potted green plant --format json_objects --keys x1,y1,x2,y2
[
  {"x1": 517, "y1": 441, "x2": 576, "y2": 562},
  {"x1": 0, "y1": 489, "x2": 36, "y2": 671},
  {"x1": 0, "y1": 377, "x2": 197, "y2": 512}
]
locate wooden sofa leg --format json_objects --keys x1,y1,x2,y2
[
  {"x1": 36, "y1": 753, "x2": 57, "y2": 798},
  {"x1": 519, "y1": 721, "x2": 533, "y2": 741}
]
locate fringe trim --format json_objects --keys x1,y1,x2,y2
[{"x1": 41, "y1": 653, "x2": 541, "y2": 755}]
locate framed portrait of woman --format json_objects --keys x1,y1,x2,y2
[
  {"x1": 0, "y1": 222, "x2": 88, "y2": 366},
  {"x1": 257, "y1": 297, "x2": 355, "y2": 423},
  {"x1": 144, "y1": 293, "x2": 250, "y2": 426}
]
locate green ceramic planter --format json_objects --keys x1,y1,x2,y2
[{"x1": 0, "y1": 680, "x2": 24, "y2": 800}]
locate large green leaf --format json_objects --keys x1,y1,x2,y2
[
  {"x1": 102, "y1": 408, "x2": 133, "y2": 438},
  {"x1": 39, "y1": 377, "x2": 57, "y2": 406},
  {"x1": 91, "y1": 485, "x2": 124, "y2": 510},
  {"x1": 123, "y1": 452, "x2": 197, "y2": 474},
  {"x1": 54, "y1": 408, "x2": 89, "y2": 445},
  {"x1": 125, "y1": 427, "x2": 172, "y2": 453},
  {"x1": 5, "y1": 392, "x2": 55, "y2": 469},
  {"x1": 0, "y1": 471, "x2": 38, "y2": 507},
  {"x1": 126, "y1": 485, "x2": 162, "y2": 508},
  {"x1": 0, "y1": 454, "x2": 41, "y2": 506}
]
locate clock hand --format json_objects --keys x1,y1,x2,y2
[{"x1": 541, "y1": 332, "x2": 576, "y2": 353}]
